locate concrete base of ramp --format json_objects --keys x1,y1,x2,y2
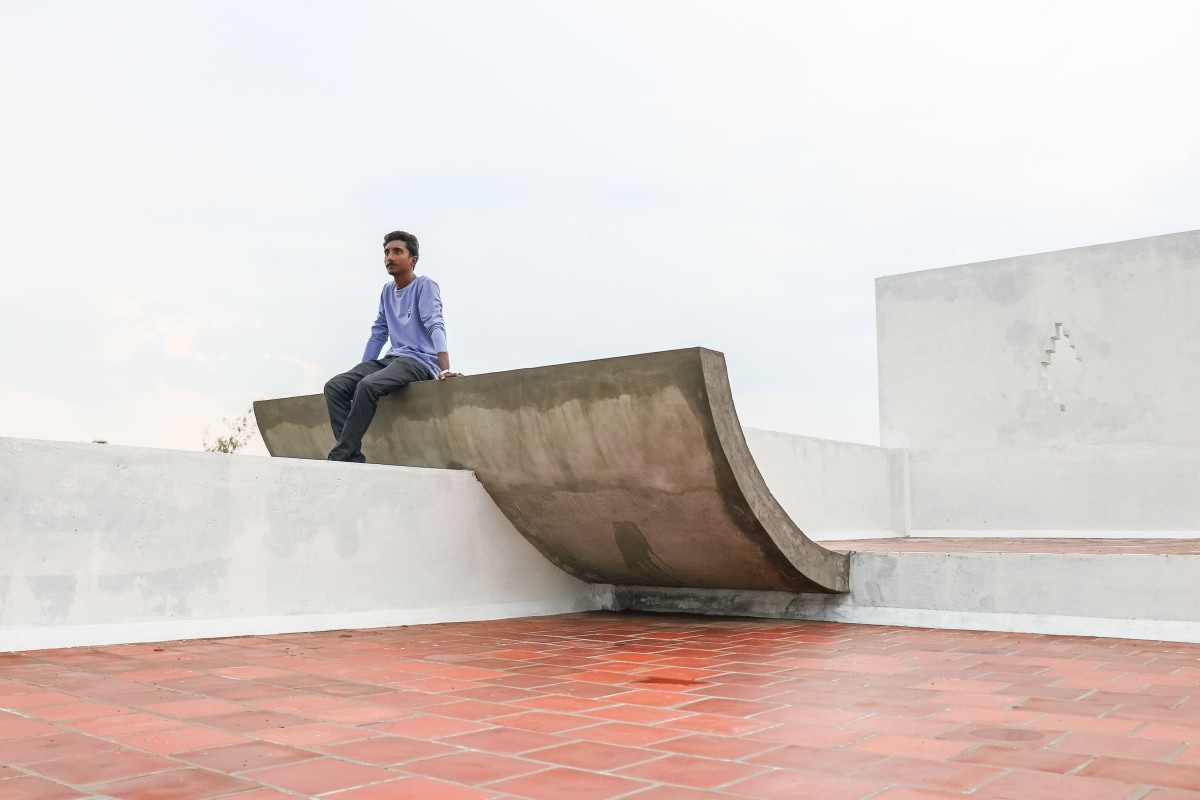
[
  {"x1": 255, "y1": 348, "x2": 850, "y2": 594},
  {"x1": 605, "y1": 537, "x2": 1200, "y2": 643}
]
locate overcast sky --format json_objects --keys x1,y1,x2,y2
[{"x1": 3, "y1": 0, "x2": 1199, "y2": 455}]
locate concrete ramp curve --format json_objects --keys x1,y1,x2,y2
[{"x1": 255, "y1": 348, "x2": 850, "y2": 594}]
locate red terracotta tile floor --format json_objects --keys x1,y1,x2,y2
[{"x1": 2, "y1": 613, "x2": 1199, "y2": 798}]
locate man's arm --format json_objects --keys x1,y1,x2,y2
[
  {"x1": 362, "y1": 297, "x2": 388, "y2": 363},
  {"x1": 417, "y1": 279, "x2": 461, "y2": 379},
  {"x1": 437, "y1": 350, "x2": 457, "y2": 378}
]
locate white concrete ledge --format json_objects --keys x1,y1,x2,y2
[
  {"x1": 0, "y1": 438, "x2": 597, "y2": 652},
  {"x1": 607, "y1": 547, "x2": 1200, "y2": 643},
  {"x1": 909, "y1": 530, "x2": 1200, "y2": 539},
  {"x1": 606, "y1": 585, "x2": 1200, "y2": 643}
]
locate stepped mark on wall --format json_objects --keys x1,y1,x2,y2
[{"x1": 1040, "y1": 322, "x2": 1082, "y2": 412}]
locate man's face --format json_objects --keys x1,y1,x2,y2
[{"x1": 384, "y1": 241, "x2": 416, "y2": 277}]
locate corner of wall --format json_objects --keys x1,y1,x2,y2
[{"x1": 887, "y1": 448, "x2": 912, "y2": 537}]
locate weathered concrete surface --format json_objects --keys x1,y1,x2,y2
[{"x1": 256, "y1": 348, "x2": 850, "y2": 593}]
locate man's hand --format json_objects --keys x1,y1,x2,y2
[{"x1": 439, "y1": 370, "x2": 464, "y2": 380}]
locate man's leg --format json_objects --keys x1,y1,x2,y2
[
  {"x1": 327, "y1": 357, "x2": 432, "y2": 462},
  {"x1": 324, "y1": 359, "x2": 389, "y2": 462}
]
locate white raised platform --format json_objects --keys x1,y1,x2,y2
[{"x1": 608, "y1": 537, "x2": 1200, "y2": 643}]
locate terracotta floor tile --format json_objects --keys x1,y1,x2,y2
[
  {"x1": 141, "y1": 698, "x2": 249, "y2": 718},
  {"x1": 688, "y1": 682, "x2": 784, "y2": 701},
  {"x1": 372, "y1": 714, "x2": 491, "y2": 739},
  {"x1": 200, "y1": 710, "x2": 313, "y2": 733},
  {"x1": 953, "y1": 743, "x2": 1091, "y2": 773},
  {"x1": 243, "y1": 757, "x2": 398, "y2": 795},
  {"x1": 93, "y1": 767, "x2": 257, "y2": 800},
  {"x1": 0, "y1": 691, "x2": 82, "y2": 708},
  {"x1": 857, "y1": 755, "x2": 1001, "y2": 792},
  {"x1": 449, "y1": 684, "x2": 543, "y2": 703},
  {"x1": 444, "y1": 727, "x2": 567, "y2": 755},
  {"x1": 660, "y1": 712, "x2": 775, "y2": 736},
  {"x1": 327, "y1": 775, "x2": 496, "y2": 799},
  {"x1": 871, "y1": 788, "x2": 982, "y2": 800},
  {"x1": 512, "y1": 695, "x2": 613, "y2": 713},
  {"x1": 569, "y1": 721, "x2": 684, "y2": 747},
  {"x1": 843, "y1": 713, "x2": 961, "y2": 739},
  {"x1": 177, "y1": 740, "x2": 318, "y2": 773},
  {"x1": 24, "y1": 702, "x2": 127, "y2": 721},
  {"x1": 0, "y1": 732, "x2": 120, "y2": 764},
  {"x1": 625, "y1": 786, "x2": 739, "y2": 800},
  {"x1": 1176, "y1": 743, "x2": 1200, "y2": 765},
  {"x1": 256, "y1": 722, "x2": 378, "y2": 747},
  {"x1": 526, "y1": 740, "x2": 659, "y2": 770},
  {"x1": 298, "y1": 702, "x2": 406, "y2": 725},
  {"x1": 1028, "y1": 712, "x2": 1142, "y2": 736},
  {"x1": 67, "y1": 711, "x2": 186, "y2": 738},
  {"x1": 321, "y1": 734, "x2": 460, "y2": 765},
  {"x1": 490, "y1": 710, "x2": 596, "y2": 734},
  {"x1": 582, "y1": 704, "x2": 691, "y2": 725},
  {"x1": 1134, "y1": 722, "x2": 1200, "y2": 744},
  {"x1": 924, "y1": 706, "x2": 1041, "y2": 726},
  {"x1": 1078, "y1": 756, "x2": 1200, "y2": 792},
  {"x1": 654, "y1": 733, "x2": 780, "y2": 761},
  {"x1": 32, "y1": 747, "x2": 179, "y2": 786},
  {"x1": 363, "y1": 689, "x2": 452, "y2": 709},
  {"x1": 1141, "y1": 790, "x2": 1200, "y2": 800},
  {"x1": 404, "y1": 750, "x2": 545, "y2": 784},
  {"x1": 723, "y1": 769, "x2": 888, "y2": 800},
  {"x1": 488, "y1": 766, "x2": 649, "y2": 800},
  {"x1": 0, "y1": 775, "x2": 87, "y2": 799},
  {"x1": 117, "y1": 725, "x2": 252, "y2": 754},
  {"x1": 243, "y1": 694, "x2": 341, "y2": 715},
  {"x1": 847, "y1": 734, "x2": 973, "y2": 760},
  {"x1": 747, "y1": 722, "x2": 867, "y2": 748},
  {"x1": 747, "y1": 742, "x2": 887, "y2": 775},
  {"x1": 975, "y1": 768, "x2": 1141, "y2": 800},
  {"x1": 617, "y1": 753, "x2": 768, "y2": 789},
  {"x1": 424, "y1": 699, "x2": 519, "y2": 720}
]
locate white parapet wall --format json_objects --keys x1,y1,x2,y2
[
  {"x1": 0, "y1": 438, "x2": 599, "y2": 652},
  {"x1": 877, "y1": 229, "x2": 1200, "y2": 534},
  {"x1": 743, "y1": 428, "x2": 908, "y2": 540}
]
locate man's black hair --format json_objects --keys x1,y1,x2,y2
[{"x1": 383, "y1": 230, "x2": 419, "y2": 260}]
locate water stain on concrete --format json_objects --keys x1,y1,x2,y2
[
  {"x1": 614, "y1": 521, "x2": 678, "y2": 586},
  {"x1": 24, "y1": 575, "x2": 77, "y2": 624}
]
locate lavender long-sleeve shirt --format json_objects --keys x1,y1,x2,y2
[{"x1": 362, "y1": 276, "x2": 447, "y2": 377}]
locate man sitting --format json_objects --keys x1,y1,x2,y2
[{"x1": 323, "y1": 230, "x2": 460, "y2": 462}]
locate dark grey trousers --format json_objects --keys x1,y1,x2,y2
[{"x1": 324, "y1": 356, "x2": 433, "y2": 462}]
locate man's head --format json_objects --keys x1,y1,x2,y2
[{"x1": 383, "y1": 230, "x2": 419, "y2": 283}]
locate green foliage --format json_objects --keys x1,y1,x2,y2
[
  {"x1": 90, "y1": 439, "x2": 109, "y2": 444},
  {"x1": 203, "y1": 406, "x2": 257, "y2": 454}
]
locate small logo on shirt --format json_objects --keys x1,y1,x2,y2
[{"x1": 407, "y1": 306, "x2": 413, "y2": 318}]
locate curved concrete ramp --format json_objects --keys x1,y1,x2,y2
[{"x1": 255, "y1": 348, "x2": 849, "y2": 594}]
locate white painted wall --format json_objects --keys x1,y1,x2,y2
[
  {"x1": 877, "y1": 229, "x2": 1200, "y2": 532},
  {"x1": 0, "y1": 438, "x2": 597, "y2": 651},
  {"x1": 743, "y1": 428, "x2": 908, "y2": 539}
]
